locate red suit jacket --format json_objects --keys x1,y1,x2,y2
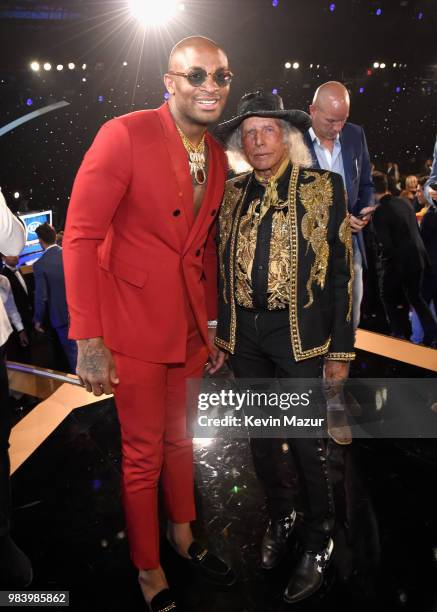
[{"x1": 63, "y1": 103, "x2": 227, "y2": 363}]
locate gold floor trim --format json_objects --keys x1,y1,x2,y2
[
  {"x1": 355, "y1": 329, "x2": 437, "y2": 372},
  {"x1": 9, "y1": 378, "x2": 112, "y2": 475}
]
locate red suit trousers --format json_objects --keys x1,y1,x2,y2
[{"x1": 112, "y1": 308, "x2": 207, "y2": 569}]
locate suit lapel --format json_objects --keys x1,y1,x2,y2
[
  {"x1": 157, "y1": 104, "x2": 194, "y2": 235},
  {"x1": 340, "y1": 128, "x2": 354, "y2": 209},
  {"x1": 183, "y1": 134, "x2": 224, "y2": 255}
]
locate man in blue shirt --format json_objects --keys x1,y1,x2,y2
[{"x1": 304, "y1": 81, "x2": 375, "y2": 444}]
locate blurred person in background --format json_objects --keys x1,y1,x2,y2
[
  {"x1": 0, "y1": 189, "x2": 32, "y2": 587},
  {"x1": 33, "y1": 222, "x2": 77, "y2": 372}
]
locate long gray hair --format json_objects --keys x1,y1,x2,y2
[{"x1": 226, "y1": 118, "x2": 313, "y2": 174}]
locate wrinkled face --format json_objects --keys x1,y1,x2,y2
[
  {"x1": 3, "y1": 255, "x2": 18, "y2": 267},
  {"x1": 164, "y1": 45, "x2": 230, "y2": 126},
  {"x1": 241, "y1": 117, "x2": 288, "y2": 174},
  {"x1": 310, "y1": 102, "x2": 348, "y2": 141}
]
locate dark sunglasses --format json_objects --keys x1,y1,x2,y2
[{"x1": 167, "y1": 68, "x2": 233, "y2": 88}]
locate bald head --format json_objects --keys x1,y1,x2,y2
[
  {"x1": 164, "y1": 36, "x2": 230, "y2": 130},
  {"x1": 168, "y1": 36, "x2": 226, "y2": 71},
  {"x1": 310, "y1": 81, "x2": 350, "y2": 142}
]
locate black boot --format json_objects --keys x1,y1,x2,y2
[
  {"x1": 283, "y1": 538, "x2": 333, "y2": 604},
  {"x1": 261, "y1": 509, "x2": 296, "y2": 570}
]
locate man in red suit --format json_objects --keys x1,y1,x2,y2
[{"x1": 63, "y1": 36, "x2": 233, "y2": 611}]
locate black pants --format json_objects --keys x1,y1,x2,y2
[
  {"x1": 229, "y1": 307, "x2": 334, "y2": 550},
  {"x1": 380, "y1": 267, "x2": 437, "y2": 344},
  {"x1": 0, "y1": 344, "x2": 11, "y2": 537}
]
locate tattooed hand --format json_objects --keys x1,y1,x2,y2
[
  {"x1": 322, "y1": 360, "x2": 350, "y2": 399},
  {"x1": 76, "y1": 337, "x2": 119, "y2": 396}
]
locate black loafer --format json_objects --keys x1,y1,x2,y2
[
  {"x1": 283, "y1": 538, "x2": 333, "y2": 604},
  {"x1": 261, "y1": 509, "x2": 297, "y2": 570},
  {"x1": 187, "y1": 541, "x2": 236, "y2": 586},
  {"x1": 149, "y1": 589, "x2": 178, "y2": 612}
]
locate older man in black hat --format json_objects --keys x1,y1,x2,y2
[{"x1": 213, "y1": 91, "x2": 355, "y2": 603}]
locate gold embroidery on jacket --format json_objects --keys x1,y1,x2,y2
[
  {"x1": 288, "y1": 166, "x2": 332, "y2": 361},
  {"x1": 338, "y1": 212, "x2": 354, "y2": 322},
  {"x1": 235, "y1": 198, "x2": 259, "y2": 308},
  {"x1": 268, "y1": 208, "x2": 290, "y2": 309},
  {"x1": 299, "y1": 171, "x2": 333, "y2": 309},
  {"x1": 218, "y1": 178, "x2": 247, "y2": 304}
]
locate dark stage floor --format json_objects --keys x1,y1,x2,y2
[{"x1": 7, "y1": 350, "x2": 437, "y2": 612}]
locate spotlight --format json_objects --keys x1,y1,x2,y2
[
  {"x1": 128, "y1": 0, "x2": 180, "y2": 26},
  {"x1": 292, "y1": 62, "x2": 299, "y2": 69},
  {"x1": 272, "y1": 88, "x2": 278, "y2": 95},
  {"x1": 82, "y1": 63, "x2": 87, "y2": 70},
  {"x1": 272, "y1": 0, "x2": 279, "y2": 6},
  {"x1": 43, "y1": 62, "x2": 52, "y2": 71},
  {"x1": 123, "y1": 61, "x2": 128, "y2": 66},
  {"x1": 56, "y1": 64, "x2": 64, "y2": 71},
  {"x1": 373, "y1": 62, "x2": 380, "y2": 68},
  {"x1": 395, "y1": 86, "x2": 401, "y2": 93},
  {"x1": 68, "y1": 62, "x2": 75, "y2": 70},
  {"x1": 310, "y1": 63, "x2": 313, "y2": 68},
  {"x1": 380, "y1": 62, "x2": 386, "y2": 69},
  {"x1": 329, "y1": 3, "x2": 335, "y2": 12},
  {"x1": 417, "y1": 11, "x2": 424, "y2": 19},
  {"x1": 376, "y1": 7, "x2": 382, "y2": 15},
  {"x1": 30, "y1": 61, "x2": 40, "y2": 72},
  {"x1": 26, "y1": 98, "x2": 33, "y2": 106},
  {"x1": 82, "y1": 77, "x2": 87, "y2": 82},
  {"x1": 13, "y1": 192, "x2": 20, "y2": 199},
  {"x1": 285, "y1": 62, "x2": 292, "y2": 69},
  {"x1": 97, "y1": 95, "x2": 104, "y2": 102},
  {"x1": 359, "y1": 87, "x2": 365, "y2": 94},
  {"x1": 393, "y1": 62, "x2": 397, "y2": 67}
]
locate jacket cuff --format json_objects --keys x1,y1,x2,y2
[{"x1": 325, "y1": 351, "x2": 355, "y2": 361}]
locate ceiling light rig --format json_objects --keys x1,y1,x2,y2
[{"x1": 127, "y1": 0, "x2": 185, "y2": 27}]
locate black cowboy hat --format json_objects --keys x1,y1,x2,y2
[{"x1": 214, "y1": 90, "x2": 312, "y2": 144}]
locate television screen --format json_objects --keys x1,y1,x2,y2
[{"x1": 18, "y1": 210, "x2": 53, "y2": 265}]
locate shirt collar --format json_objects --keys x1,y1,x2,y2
[
  {"x1": 309, "y1": 126, "x2": 340, "y2": 147},
  {"x1": 45, "y1": 244, "x2": 58, "y2": 252}
]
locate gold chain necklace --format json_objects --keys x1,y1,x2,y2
[{"x1": 176, "y1": 125, "x2": 207, "y2": 185}]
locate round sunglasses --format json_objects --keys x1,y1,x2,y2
[{"x1": 167, "y1": 68, "x2": 233, "y2": 88}]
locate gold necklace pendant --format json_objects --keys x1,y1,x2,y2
[{"x1": 177, "y1": 125, "x2": 207, "y2": 185}]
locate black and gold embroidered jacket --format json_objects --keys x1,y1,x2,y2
[{"x1": 215, "y1": 164, "x2": 355, "y2": 362}]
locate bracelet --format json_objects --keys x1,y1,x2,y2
[{"x1": 207, "y1": 320, "x2": 218, "y2": 329}]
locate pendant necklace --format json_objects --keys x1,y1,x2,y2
[{"x1": 177, "y1": 125, "x2": 207, "y2": 185}]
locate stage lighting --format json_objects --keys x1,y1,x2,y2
[
  {"x1": 43, "y1": 62, "x2": 52, "y2": 71},
  {"x1": 68, "y1": 62, "x2": 75, "y2": 70},
  {"x1": 359, "y1": 87, "x2": 365, "y2": 94},
  {"x1": 123, "y1": 61, "x2": 128, "y2": 66},
  {"x1": 272, "y1": 88, "x2": 278, "y2": 95},
  {"x1": 380, "y1": 62, "x2": 386, "y2": 69},
  {"x1": 373, "y1": 62, "x2": 380, "y2": 68},
  {"x1": 13, "y1": 192, "x2": 20, "y2": 199},
  {"x1": 272, "y1": 0, "x2": 279, "y2": 6},
  {"x1": 376, "y1": 7, "x2": 382, "y2": 15},
  {"x1": 393, "y1": 62, "x2": 397, "y2": 67},
  {"x1": 56, "y1": 64, "x2": 64, "y2": 71},
  {"x1": 128, "y1": 0, "x2": 181, "y2": 26},
  {"x1": 329, "y1": 3, "x2": 335, "y2": 12},
  {"x1": 285, "y1": 62, "x2": 291, "y2": 69},
  {"x1": 30, "y1": 61, "x2": 40, "y2": 72},
  {"x1": 292, "y1": 62, "x2": 299, "y2": 69},
  {"x1": 82, "y1": 63, "x2": 87, "y2": 70},
  {"x1": 26, "y1": 98, "x2": 33, "y2": 106}
]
